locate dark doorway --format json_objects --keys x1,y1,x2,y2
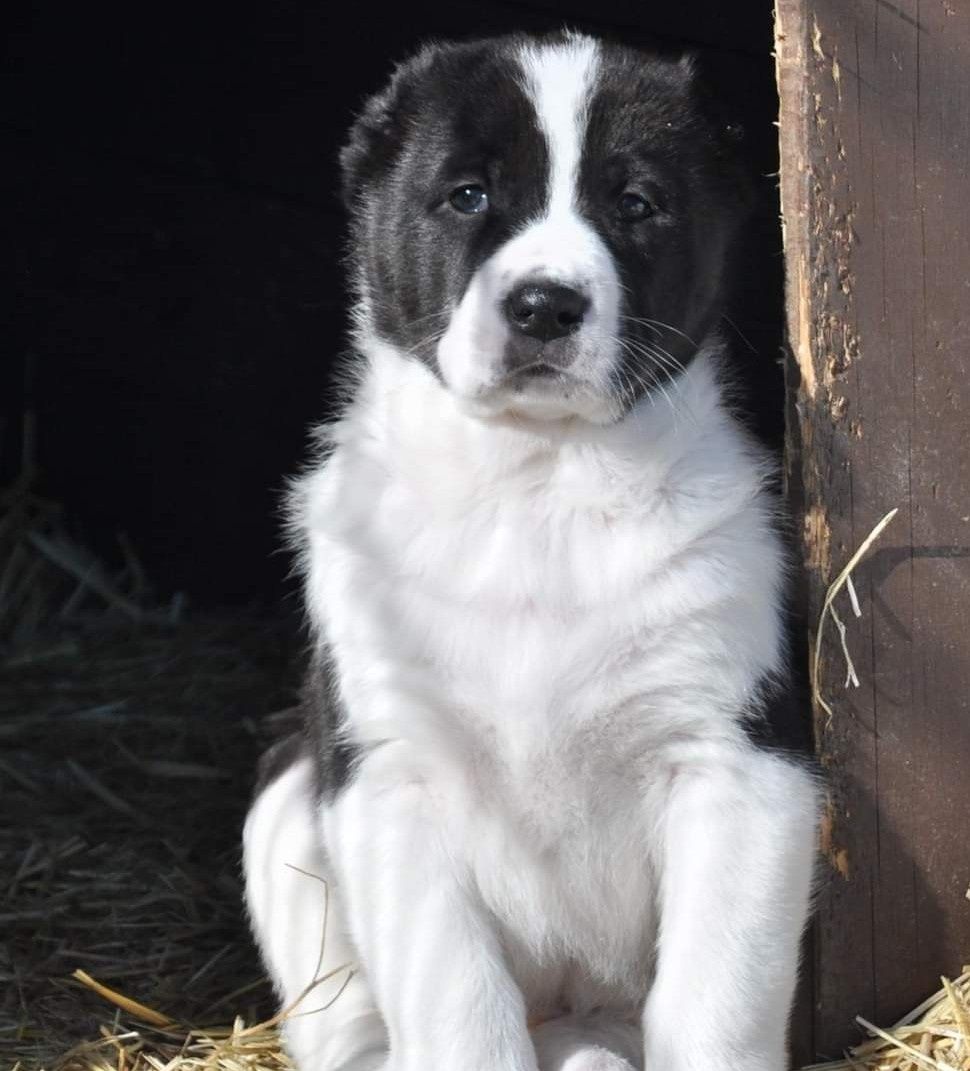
[{"x1": 8, "y1": 1, "x2": 783, "y2": 607}]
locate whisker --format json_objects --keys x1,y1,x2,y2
[
  {"x1": 611, "y1": 350, "x2": 642, "y2": 412},
  {"x1": 721, "y1": 313, "x2": 758, "y2": 355},
  {"x1": 404, "y1": 309, "x2": 451, "y2": 331},
  {"x1": 612, "y1": 334, "x2": 701, "y2": 428},
  {"x1": 621, "y1": 364, "x2": 655, "y2": 417},
  {"x1": 626, "y1": 338, "x2": 687, "y2": 375},
  {"x1": 405, "y1": 326, "x2": 448, "y2": 359},
  {"x1": 620, "y1": 315, "x2": 698, "y2": 348},
  {"x1": 615, "y1": 367, "x2": 637, "y2": 415},
  {"x1": 619, "y1": 336, "x2": 687, "y2": 380},
  {"x1": 623, "y1": 336, "x2": 691, "y2": 387},
  {"x1": 614, "y1": 337, "x2": 679, "y2": 424}
]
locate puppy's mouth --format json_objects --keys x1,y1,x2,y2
[
  {"x1": 503, "y1": 363, "x2": 584, "y2": 399},
  {"x1": 458, "y1": 360, "x2": 613, "y2": 425},
  {"x1": 509, "y1": 361, "x2": 567, "y2": 381}
]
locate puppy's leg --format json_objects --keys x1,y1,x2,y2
[
  {"x1": 243, "y1": 757, "x2": 386, "y2": 1071},
  {"x1": 328, "y1": 748, "x2": 537, "y2": 1071},
  {"x1": 643, "y1": 750, "x2": 818, "y2": 1071},
  {"x1": 532, "y1": 1014, "x2": 642, "y2": 1071}
]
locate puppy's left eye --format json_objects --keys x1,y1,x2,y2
[
  {"x1": 449, "y1": 184, "x2": 489, "y2": 215},
  {"x1": 616, "y1": 192, "x2": 654, "y2": 222}
]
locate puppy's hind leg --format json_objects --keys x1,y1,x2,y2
[{"x1": 243, "y1": 753, "x2": 386, "y2": 1071}]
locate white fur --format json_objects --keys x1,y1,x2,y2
[
  {"x1": 519, "y1": 36, "x2": 597, "y2": 216},
  {"x1": 244, "y1": 33, "x2": 819, "y2": 1071},
  {"x1": 243, "y1": 759, "x2": 386, "y2": 1071},
  {"x1": 245, "y1": 346, "x2": 819, "y2": 1071}
]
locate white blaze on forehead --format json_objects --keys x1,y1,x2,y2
[
  {"x1": 518, "y1": 35, "x2": 599, "y2": 218},
  {"x1": 435, "y1": 34, "x2": 621, "y2": 422}
]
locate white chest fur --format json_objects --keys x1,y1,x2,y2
[{"x1": 294, "y1": 344, "x2": 786, "y2": 999}]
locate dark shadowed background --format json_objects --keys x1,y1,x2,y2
[{"x1": 7, "y1": 0, "x2": 783, "y2": 608}]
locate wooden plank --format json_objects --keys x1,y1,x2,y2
[{"x1": 775, "y1": 0, "x2": 970, "y2": 1058}]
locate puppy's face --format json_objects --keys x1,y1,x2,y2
[{"x1": 342, "y1": 33, "x2": 749, "y2": 423}]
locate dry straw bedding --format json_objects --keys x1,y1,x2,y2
[
  {"x1": 1, "y1": 611, "x2": 302, "y2": 1069},
  {"x1": 35, "y1": 966, "x2": 970, "y2": 1071},
  {"x1": 3, "y1": 483, "x2": 966, "y2": 1071}
]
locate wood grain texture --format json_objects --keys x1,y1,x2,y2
[{"x1": 775, "y1": 0, "x2": 970, "y2": 1058}]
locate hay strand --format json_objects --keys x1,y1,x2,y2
[
  {"x1": 812, "y1": 507, "x2": 899, "y2": 727},
  {"x1": 49, "y1": 896, "x2": 355, "y2": 1071},
  {"x1": 805, "y1": 967, "x2": 970, "y2": 1071},
  {"x1": 71, "y1": 974, "x2": 174, "y2": 1029}
]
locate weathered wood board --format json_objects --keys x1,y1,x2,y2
[{"x1": 775, "y1": 0, "x2": 970, "y2": 1058}]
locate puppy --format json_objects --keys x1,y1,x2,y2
[{"x1": 243, "y1": 31, "x2": 819, "y2": 1071}]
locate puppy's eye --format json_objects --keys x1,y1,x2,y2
[
  {"x1": 616, "y1": 192, "x2": 654, "y2": 222},
  {"x1": 449, "y1": 184, "x2": 489, "y2": 215}
]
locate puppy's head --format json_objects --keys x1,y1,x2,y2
[{"x1": 342, "y1": 32, "x2": 751, "y2": 423}]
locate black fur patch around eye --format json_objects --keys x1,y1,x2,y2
[
  {"x1": 578, "y1": 43, "x2": 752, "y2": 407},
  {"x1": 341, "y1": 36, "x2": 551, "y2": 372}
]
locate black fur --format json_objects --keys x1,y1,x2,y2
[
  {"x1": 253, "y1": 726, "x2": 306, "y2": 797},
  {"x1": 341, "y1": 36, "x2": 550, "y2": 370},
  {"x1": 741, "y1": 672, "x2": 815, "y2": 756},
  {"x1": 577, "y1": 44, "x2": 753, "y2": 400},
  {"x1": 254, "y1": 651, "x2": 359, "y2": 802},
  {"x1": 302, "y1": 650, "x2": 360, "y2": 799}
]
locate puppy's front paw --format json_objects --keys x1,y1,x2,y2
[
  {"x1": 341, "y1": 1053, "x2": 388, "y2": 1071},
  {"x1": 532, "y1": 1016, "x2": 641, "y2": 1071},
  {"x1": 557, "y1": 1049, "x2": 636, "y2": 1071}
]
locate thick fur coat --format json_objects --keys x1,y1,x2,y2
[{"x1": 243, "y1": 32, "x2": 819, "y2": 1071}]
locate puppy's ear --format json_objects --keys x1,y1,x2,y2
[
  {"x1": 675, "y1": 49, "x2": 749, "y2": 149},
  {"x1": 681, "y1": 48, "x2": 757, "y2": 217},
  {"x1": 339, "y1": 45, "x2": 438, "y2": 209}
]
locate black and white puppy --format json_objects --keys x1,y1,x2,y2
[{"x1": 244, "y1": 31, "x2": 819, "y2": 1071}]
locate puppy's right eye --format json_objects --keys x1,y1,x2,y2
[
  {"x1": 449, "y1": 184, "x2": 489, "y2": 215},
  {"x1": 616, "y1": 191, "x2": 654, "y2": 222}
]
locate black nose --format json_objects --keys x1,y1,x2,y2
[{"x1": 503, "y1": 283, "x2": 590, "y2": 342}]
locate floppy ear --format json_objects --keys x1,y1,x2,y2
[
  {"x1": 339, "y1": 45, "x2": 439, "y2": 209},
  {"x1": 678, "y1": 48, "x2": 756, "y2": 215},
  {"x1": 677, "y1": 49, "x2": 748, "y2": 146}
]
